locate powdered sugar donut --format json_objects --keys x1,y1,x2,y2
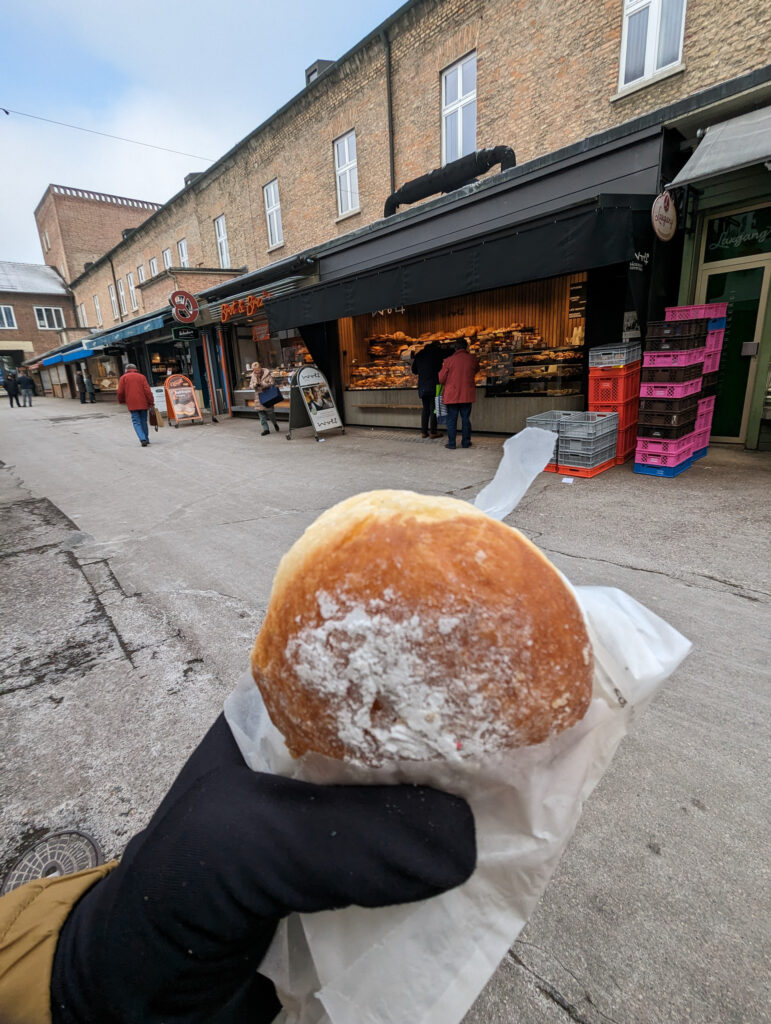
[{"x1": 251, "y1": 490, "x2": 593, "y2": 767}]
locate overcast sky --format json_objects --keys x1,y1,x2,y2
[{"x1": 0, "y1": 0, "x2": 400, "y2": 264}]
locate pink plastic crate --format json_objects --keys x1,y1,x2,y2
[
  {"x1": 665, "y1": 303, "x2": 728, "y2": 321},
  {"x1": 692, "y1": 426, "x2": 710, "y2": 451},
  {"x1": 698, "y1": 395, "x2": 716, "y2": 416},
  {"x1": 706, "y1": 330, "x2": 724, "y2": 352},
  {"x1": 634, "y1": 446, "x2": 693, "y2": 467},
  {"x1": 643, "y1": 348, "x2": 704, "y2": 368},
  {"x1": 695, "y1": 409, "x2": 713, "y2": 432},
  {"x1": 635, "y1": 432, "x2": 694, "y2": 457},
  {"x1": 703, "y1": 350, "x2": 721, "y2": 373},
  {"x1": 639, "y1": 377, "x2": 702, "y2": 399}
]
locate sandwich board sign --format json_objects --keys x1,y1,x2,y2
[
  {"x1": 164, "y1": 373, "x2": 203, "y2": 427},
  {"x1": 287, "y1": 365, "x2": 344, "y2": 441}
]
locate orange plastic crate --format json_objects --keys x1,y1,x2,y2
[
  {"x1": 587, "y1": 364, "x2": 641, "y2": 405},
  {"x1": 588, "y1": 396, "x2": 639, "y2": 429},
  {"x1": 556, "y1": 456, "x2": 616, "y2": 478}
]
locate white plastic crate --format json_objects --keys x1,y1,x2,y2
[{"x1": 588, "y1": 341, "x2": 641, "y2": 367}]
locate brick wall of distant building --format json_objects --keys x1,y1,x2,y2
[
  {"x1": 0, "y1": 290, "x2": 77, "y2": 360},
  {"x1": 35, "y1": 186, "x2": 161, "y2": 285},
  {"x1": 64, "y1": 0, "x2": 771, "y2": 321}
]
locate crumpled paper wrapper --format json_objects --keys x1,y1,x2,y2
[{"x1": 223, "y1": 428, "x2": 692, "y2": 1024}]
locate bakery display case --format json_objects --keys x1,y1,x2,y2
[{"x1": 230, "y1": 333, "x2": 315, "y2": 412}]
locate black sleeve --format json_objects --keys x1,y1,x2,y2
[{"x1": 52, "y1": 715, "x2": 475, "y2": 1024}]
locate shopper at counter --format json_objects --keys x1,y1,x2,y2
[
  {"x1": 83, "y1": 372, "x2": 96, "y2": 404},
  {"x1": 411, "y1": 341, "x2": 446, "y2": 438},
  {"x1": 438, "y1": 339, "x2": 480, "y2": 450},
  {"x1": 250, "y1": 361, "x2": 280, "y2": 436},
  {"x1": 75, "y1": 371, "x2": 86, "y2": 404}
]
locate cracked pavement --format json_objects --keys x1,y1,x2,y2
[{"x1": 0, "y1": 398, "x2": 769, "y2": 1023}]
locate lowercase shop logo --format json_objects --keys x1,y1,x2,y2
[{"x1": 651, "y1": 191, "x2": 677, "y2": 242}]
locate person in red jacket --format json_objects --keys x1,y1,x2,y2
[
  {"x1": 437, "y1": 339, "x2": 480, "y2": 449},
  {"x1": 117, "y1": 363, "x2": 155, "y2": 447}
]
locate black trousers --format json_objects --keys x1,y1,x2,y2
[
  {"x1": 8, "y1": 393, "x2": 20, "y2": 407},
  {"x1": 420, "y1": 392, "x2": 437, "y2": 435}
]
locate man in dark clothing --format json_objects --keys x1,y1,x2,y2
[
  {"x1": 117, "y1": 363, "x2": 155, "y2": 446},
  {"x1": 16, "y1": 372, "x2": 34, "y2": 407},
  {"x1": 75, "y1": 370, "x2": 86, "y2": 404},
  {"x1": 2, "y1": 713, "x2": 474, "y2": 1023},
  {"x1": 3, "y1": 374, "x2": 21, "y2": 408},
  {"x1": 411, "y1": 342, "x2": 446, "y2": 438}
]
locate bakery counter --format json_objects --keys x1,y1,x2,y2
[{"x1": 343, "y1": 389, "x2": 584, "y2": 432}]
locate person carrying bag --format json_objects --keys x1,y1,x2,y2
[{"x1": 249, "y1": 362, "x2": 281, "y2": 436}]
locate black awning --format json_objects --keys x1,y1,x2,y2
[{"x1": 265, "y1": 196, "x2": 654, "y2": 332}]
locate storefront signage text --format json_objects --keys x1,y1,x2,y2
[
  {"x1": 371, "y1": 306, "x2": 406, "y2": 317},
  {"x1": 651, "y1": 191, "x2": 677, "y2": 242},
  {"x1": 705, "y1": 206, "x2": 771, "y2": 263},
  {"x1": 220, "y1": 292, "x2": 272, "y2": 323},
  {"x1": 568, "y1": 281, "x2": 587, "y2": 320}
]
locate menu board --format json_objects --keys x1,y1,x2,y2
[{"x1": 164, "y1": 374, "x2": 203, "y2": 425}]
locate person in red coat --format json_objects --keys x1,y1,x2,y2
[
  {"x1": 117, "y1": 363, "x2": 155, "y2": 447},
  {"x1": 437, "y1": 339, "x2": 480, "y2": 449}
]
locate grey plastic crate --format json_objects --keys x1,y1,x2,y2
[
  {"x1": 525, "y1": 410, "x2": 578, "y2": 461},
  {"x1": 558, "y1": 411, "x2": 618, "y2": 442},
  {"x1": 558, "y1": 439, "x2": 617, "y2": 469},
  {"x1": 559, "y1": 434, "x2": 618, "y2": 458},
  {"x1": 589, "y1": 341, "x2": 641, "y2": 367}
]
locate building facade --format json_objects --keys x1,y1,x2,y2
[
  {"x1": 30, "y1": 0, "x2": 771, "y2": 444},
  {"x1": 0, "y1": 262, "x2": 77, "y2": 379}
]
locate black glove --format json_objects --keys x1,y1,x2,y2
[{"x1": 51, "y1": 714, "x2": 476, "y2": 1023}]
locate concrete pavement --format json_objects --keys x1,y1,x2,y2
[{"x1": 1, "y1": 396, "x2": 769, "y2": 1023}]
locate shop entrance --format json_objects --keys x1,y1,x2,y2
[
  {"x1": 697, "y1": 260, "x2": 770, "y2": 442},
  {"x1": 696, "y1": 204, "x2": 771, "y2": 444}
]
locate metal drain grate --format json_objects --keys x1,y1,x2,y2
[{"x1": 1, "y1": 831, "x2": 103, "y2": 894}]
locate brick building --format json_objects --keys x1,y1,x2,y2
[
  {"x1": 31, "y1": 0, "x2": 771, "y2": 444},
  {"x1": 0, "y1": 262, "x2": 77, "y2": 380}
]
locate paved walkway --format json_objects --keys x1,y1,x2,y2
[{"x1": 1, "y1": 396, "x2": 769, "y2": 1022}]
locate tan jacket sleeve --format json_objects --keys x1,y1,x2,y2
[{"x1": 0, "y1": 861, "x2": 117, "y2": 1024}]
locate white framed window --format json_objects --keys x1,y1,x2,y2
[
  {"x1": 127, "y1": 272, "x2": 138, "y2": 311},
  {"x1": 442, "y1": 52, "x2": 476, "y2": 165},
  {"x1": 162, "y1": 247, "x2": 172, "y2": 270},
  {"x1": 263, "y1": 180, "x2": 283, "y2": 248},
  {"x1": 177, "y1": 238, "x2": 189, "y2": 267},
  {"x1": 34, "y1": 306, "x2": 66, "y2": 330},
  {"x1": 93, "y1": 294, "x2": 102, "y2": 326},
  {"x1": 619, "y1": 0, "x2": 687, "y2": 88},
  {"x1": 0, "y1": 305, "x2": 17, "y2": 329},
  {"x1": 77, "y1": 302, "x2": 87, "y2": 328},
  {"x1": 137, "y1": 264, "x2": 146, "y2": 283},
  {"x1": 40, "y1": 231, "x2": 50, "y2": 252},
  {"x1": 108, "y1": 284, "x2": 119, "y2": 319},
  {"x1": 334, "y1": 131, "x2": 359, "y2": 216},
  {"x1": 149, "y1": 256, "x2": 158, "y2": 277},
  {"x1": 214, "y1": 215, "x2": 230, "y2": 267},
  {"x1": 117, "y1": 279, "x2": 127, "y2": 314}
]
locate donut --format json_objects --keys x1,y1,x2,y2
[{"x1": 251, "y1": 490, "x2": 593, "y2": 766}]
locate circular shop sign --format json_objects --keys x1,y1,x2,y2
[
  {"x1": 652, "y1": 191, "x2": 677, "y2": 242},
  {"x1": 169, "y1": 289, "x2": 200, "y2": 324}
]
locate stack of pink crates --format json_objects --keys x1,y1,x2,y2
[{"x1": 633, "y1": 302, "x2": 727, "y2": 478}]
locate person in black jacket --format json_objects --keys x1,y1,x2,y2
[
  {"x1": 411, "y1": 342, "x2": 446, "y2": 438},
  {"x1": 16, "y1": 372, "x2": 35, "y2": 407},
  {"x1": 3, "y1": 373, "x2": 21, "y2": 408},
  {"x1": 49, "y1": 713, "x2": 476, "y2": 1023}
]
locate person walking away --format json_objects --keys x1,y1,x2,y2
[
  {"x1": 117, "y1": 363, "x2": 155, "y2": 447},
  {"x1": 83, "y1": 371, "x2": 96, "y2": 403},
  {"x1": 3, "y1": 374, "x2": 21, "y2": 408},
  {"x1": 438, "y1": 339, "x2": 480, "y2": 449},
  {"x1": 249, "y1": 361, "x2": 280, "y2": 435},
  {"x1": 16, "y1": 372, "x2": 34, "y2": 407},
  {"x1": 75, "y1": 370, "x2": 86, "y2": 404},
  {"x1": 411, "y1": 341, "x2": 445, "y2": 438}
]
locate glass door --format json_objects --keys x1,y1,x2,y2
[{"x1": 697, "y1": 261, "x2": 769, "y2": 442}]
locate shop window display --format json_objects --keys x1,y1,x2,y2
[
  {"x1": 230, "y1": 327, "x2": 314, "y2": 412},
  {"x1": 86, "y1": 355, "x2": 120, "y2": 393}
]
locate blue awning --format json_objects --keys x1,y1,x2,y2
[
  {"x1": 90, "y1": 315, "x2": 166, "y2": 348},
  {"x1": 62, "y1": 347, "x2": 97, "y2": 363},
  {"x1": 42, "y1": 353, "x2": 64, "y2": 366}
]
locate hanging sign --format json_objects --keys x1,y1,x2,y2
[
  {"x1": 169, "y1": 290, "x2": 200, "y2": 324},
  {"x1": 295, "y1": 365, "x2": 342, "y2": 433},
  {"x1": 172, "y1": 326, "x2": 200, "y2": 341},
  {"x1": 568, "y1": 281, "x2": 587, "y2": 319},
  {"x1": 164, "y1": 373, "x2": 203, "y2": 426},
  {"x1": 651, "y1": 191, "x2": 677, "y2": 242}
]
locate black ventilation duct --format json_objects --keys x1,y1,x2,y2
[{"x1": 384, "y1": 146, "x2": 516, "y2": 217}]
